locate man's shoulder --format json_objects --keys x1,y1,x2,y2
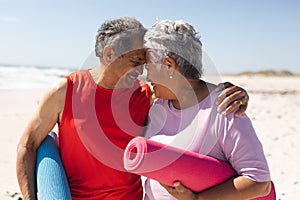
[
  {"x1": 41, "y1": 78, "x2": 68, "y2": 105},
  {"x1": 65, "y1": 69, "x2": 88, "y2": 81}
]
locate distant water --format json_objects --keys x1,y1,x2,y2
[
  {"x1": 0, "y1": 64, "x2": 148, "y2": 90},
  {"x1": 0, "y1": 51, "x2": 227, "y2": 90},
  {"x1": 0, "y1": 65, "x2": 74, "y2": 89}
]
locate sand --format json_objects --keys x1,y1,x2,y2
[{"x1": 0, "y1": 75, "x2": 299, "y2": 200}]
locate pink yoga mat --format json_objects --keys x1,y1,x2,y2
[{"x1": 123, "y1": 137, "x2": 276, "y2": 200}]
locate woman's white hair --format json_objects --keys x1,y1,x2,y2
[{"x1": 144, "y1": 20, "x2": 203, "y2": 79}]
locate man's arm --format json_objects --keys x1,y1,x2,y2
[
  {"x1": 215, "y1": 82, "x2": 249, "y2": 117},
  {"x1": 16, "y1": 79, "x2": 67, "y2": 200},
  {"x1": 149, "y1": 82, "x2": 249, "y2": 115}
]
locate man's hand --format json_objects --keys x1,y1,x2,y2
[
  {"x1": 160, "y1": 181, "x2": 198, "y2": 200},
  {"x1": 215, "y1": 82, "x2": 249, "y2": 117}
]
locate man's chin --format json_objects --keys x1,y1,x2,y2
[{"x1": 123, "y1": 78, "x2": 136, "y2": 88}]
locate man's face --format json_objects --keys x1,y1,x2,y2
[{"x1": 110, "y1": 47, "x2": 146, "y2": 88}]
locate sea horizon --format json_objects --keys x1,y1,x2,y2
[{"x1": 1, "y1": 63, "x2": 299, "y2": 90}]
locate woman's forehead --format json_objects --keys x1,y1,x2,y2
[{"x1": 146, "y1": 49, "x2": 165, "y2": 63}]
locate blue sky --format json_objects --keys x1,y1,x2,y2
[{"x1": 0, "y1": 0, "x2": 299, "y2": 73}]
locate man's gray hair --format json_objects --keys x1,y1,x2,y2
[
  {"x1": 95, "y1": 17, "x2": 146, "y2": 58},
  {"x1": 144, "y1": 20, "x2": 203, "y2": 79}
]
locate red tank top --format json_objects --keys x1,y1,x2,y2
[{"x1": 59, "y1": 70, "x2": 150, "y2": 200}]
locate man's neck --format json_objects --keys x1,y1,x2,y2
[{"x1": 90, "y1": 65, "x2": 118, "y2": 89}]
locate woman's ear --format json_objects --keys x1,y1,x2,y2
[
  {"x1": 102, "y1": 45, "x2": 115, "y2": 65},
  {"x1": 164, "y1": 56, "x2": 177, "y2": 78},
  {"x1": 164, "y1": 56, "x2": 177, "y2": 70}
]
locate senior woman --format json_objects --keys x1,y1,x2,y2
[{"x1": 143, "y1": 20, "x2": 272, "y2": 200}]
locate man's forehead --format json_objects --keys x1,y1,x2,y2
[{"x1": 124, "y1": 49, "x2": 145, "y2": 59}]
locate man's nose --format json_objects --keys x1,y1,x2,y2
[
  {"x1": 144, "y1": 63, "x2": 150, "y2": 71},
  {"x1": 136, "y1": 65, "x2": 144, "y2": 75}
]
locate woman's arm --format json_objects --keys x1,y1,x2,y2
[
  {"x1": 162, "y1": 99, "x2": 271, "y2": 200},
  {"x1": 161, "y1": 176, "x2": 271, "y2": 200}
]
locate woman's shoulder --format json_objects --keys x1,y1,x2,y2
[{"x1": 152, "y1": 98, "x2": 168, "y2": 106}]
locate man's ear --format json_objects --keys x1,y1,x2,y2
[{"x1": 102, "y1": 45, "x2": 115, "y2": 65}]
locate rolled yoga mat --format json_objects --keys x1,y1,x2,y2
[
  {"x1": 123, "y1": 136, "x2": 276, "y2": 200},
  {"x1": 36, "y1": 132, "x2": 72, "y2": 200}
]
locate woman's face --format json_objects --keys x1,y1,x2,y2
[{"x1": 145, "y1": 49, "x2": 176, "y2": 100}]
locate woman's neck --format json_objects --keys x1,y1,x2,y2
[{"x1": 171, "y1": 79, "x2": 215, "y2": 110}]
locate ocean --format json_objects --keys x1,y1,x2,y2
[
  {"x1": 0, "y1": 64, "x2": 74, "y2": 90},
  {"x1": 0, "y1": 51, "x2": 224, "y2": 90},
  {"x1": 0, "y1": 64, "x2": 149, "y2": 90}
]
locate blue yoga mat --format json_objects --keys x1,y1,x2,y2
[{"x1": 36, "y1": 132, "x2": 71, "y2": 200}]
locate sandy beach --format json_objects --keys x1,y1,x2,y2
[{"x1": 1, "y1": 75, "x2": 299, "y2": 200}]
